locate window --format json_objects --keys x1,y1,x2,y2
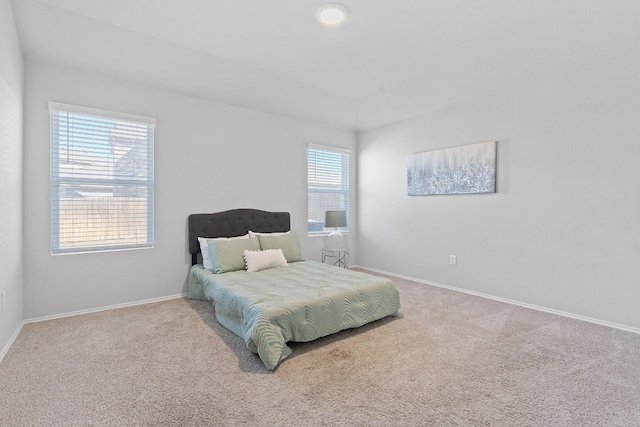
[
  {"x1": 50, "y1": 102, "x2": 155, "y2": 254},
  {"x1": 307, "y1": 144, "x2": 350, "y2": 235}
]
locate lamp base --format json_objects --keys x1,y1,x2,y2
[{"x1": 327, "y1": 229, "x2": 344, "y2": 249}]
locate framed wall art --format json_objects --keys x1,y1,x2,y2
[{"x1": 407, "y1": 140, "x2": 496, "y2": 195}]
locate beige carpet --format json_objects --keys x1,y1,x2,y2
[{"x1": 1, "y1": 271, "x2": 639, "y2": 426}]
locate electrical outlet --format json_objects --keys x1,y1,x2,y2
[{"x1": 449, "y1": 255, "x2": 457, "y2": 266}]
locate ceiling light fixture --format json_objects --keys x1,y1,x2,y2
[{"x1": 315, "y1": 3, "x2": 349, "y2": 27}]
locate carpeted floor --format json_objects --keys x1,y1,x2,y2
[{"x1": 1, "y1": 271, "x2": 640, "y2": 426}]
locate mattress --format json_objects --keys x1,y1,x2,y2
[{"x1": 189, "y1": 261, "x2": 401, "y2": 369}]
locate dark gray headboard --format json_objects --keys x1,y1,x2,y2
[{"x1": 188, "y1": 208, "x2": 291, "y2": 265}]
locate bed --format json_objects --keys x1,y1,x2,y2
[{"x1": 188, "y1": 208, "x2": 401, "y2": 370}]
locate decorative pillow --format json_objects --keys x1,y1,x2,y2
[
  {"x1": 257, "y1": 231, "x2": 304, "y2": 263},
  {"x1": 248, "y1": 230, "x2": 290, "y2": 238},
  {"x1": 207, "y1": 238, "x2": 260, "y2": 274},
  {"x1": 198, "y1": 234, "x2": 250, "y2": 270},
  {"x1": 243, "y1": 249, "x2": 288, "y2": 273}
]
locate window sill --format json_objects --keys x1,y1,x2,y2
[{"x1": 308, "y1": 231, "x2": 350, "y2": 238}]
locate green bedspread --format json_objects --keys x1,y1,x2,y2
[{"x1": 189, "y1": 261, "x2": 401, "y2": 370}]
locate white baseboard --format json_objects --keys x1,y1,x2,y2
[
  {"x1": 24, "y1": 293, "x2": 188, "y2": 324},
  {"x1": 355, "y1": 265, "x2": 640, "y2": 335},
  {"x1": 0, "y1": 321, "x2": 24, "y2": 364}
]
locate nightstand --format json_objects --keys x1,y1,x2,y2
[{"x1": 322, "y1": 248, "x2": 349, "y2": 268}]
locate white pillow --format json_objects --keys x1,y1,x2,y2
[
  {"x1": 243, "y1": 249, "x2": 288, "y2": 273},
  {"x1": 248, "y1": 230, "x2": 290, "y2": 238},
  {"x1": 198, "y1": 234, "x2": 250, "y2": 270}
]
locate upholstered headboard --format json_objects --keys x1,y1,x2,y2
[{"x1": 188, "y1": 208, "x2": 291, "y2": 265}]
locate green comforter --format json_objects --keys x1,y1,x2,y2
[{"x1": 189, "y1": 261, "x2": 401, "y2": 370}]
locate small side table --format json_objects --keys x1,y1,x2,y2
[{"x1": 322, "y1": 248, "x2": 349, "y2": 268}]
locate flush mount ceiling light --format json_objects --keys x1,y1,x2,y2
[{"x1": 315, "y1": 3, "x2": 349, "y2": 26}]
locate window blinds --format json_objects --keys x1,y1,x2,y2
[
  {"x1": 49, "y1": 102, "x2": 155, "y2": 254},
  {"x1": 307, "y1": 144, "x2": 350, "y2": 234}
]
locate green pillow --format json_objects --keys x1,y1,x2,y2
[
  {"x1": 208, "y1": 238, "x2": 260, "y2": 273},
  {"x1": 258, "y1": 231, "x2": 304, "y2": 263}
]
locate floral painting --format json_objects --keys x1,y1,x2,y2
[{"x1": 407, "y1": 141, "x2": 496, "y2": 195}]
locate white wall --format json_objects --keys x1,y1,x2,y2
[
  {"x1": 357, "y1": 54, "x2": 640, "y2": 331},
  {"x1": 23, "y1": 62, "x2": 356, "y2": 319},
  {"x1": 0, "y1": 0, "x2": 24, "y2": 356}
]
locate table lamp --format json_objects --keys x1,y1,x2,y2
[{"x1": 324, "y1": 210, "x2": 347, "y2": 249}]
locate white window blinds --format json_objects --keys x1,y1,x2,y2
[
  {"x1": 49, "y1": 102, "x2": 155, "y2": 254},
  {"x1": 307, "y1": 144, "x2": 350, "y2": 234}
]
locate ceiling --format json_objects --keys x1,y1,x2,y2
[{"x1": 11, "y1": 0, "x2": 640, "y2": 130}]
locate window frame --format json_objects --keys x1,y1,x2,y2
[
  {"x1": 307, "y1": 143, "x2": 351, "y2": 237},
  {"x1": 49, "y1": 102, "x2": 156, "y2": 255}
]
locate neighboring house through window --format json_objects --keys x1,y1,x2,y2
[
  {"x1": 307, "y1": 144, "x2": 350, "y2": 235},
  {"x1": 49, "y1": 102, "x2": 155, "y2": 254}
]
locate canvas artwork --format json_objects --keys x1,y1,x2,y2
[{"x1": 407, "y1": 140, "x2": 496, "y2": 195}]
